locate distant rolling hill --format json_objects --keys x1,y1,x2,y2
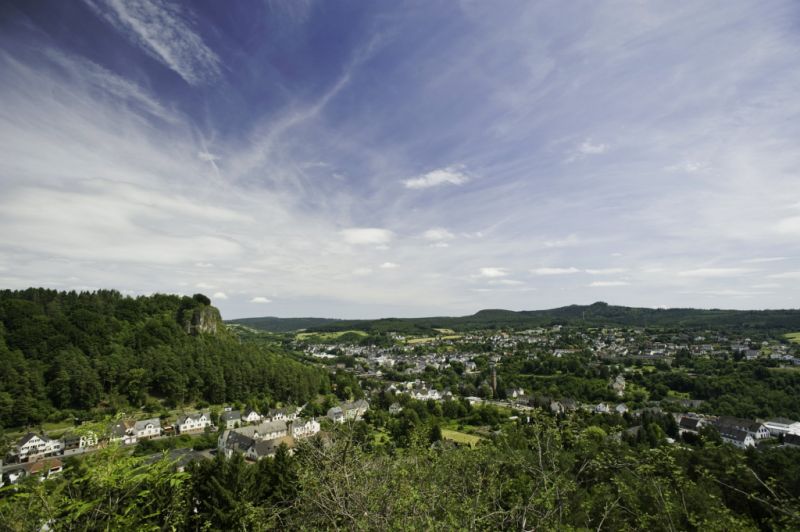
[
  {"x1": 225, "y1": 316, "x2": 346, "y2": 333},
  {"x1": 229, "y1": 302, "x2": 800, "y2": 334}
]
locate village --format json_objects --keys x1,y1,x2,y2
[
  {"x1": 5, "y1": 324, "x2": 800, "y2": 486},
  {"x1": 1, "y1": 399, "x2": 369, "y2": 485}
]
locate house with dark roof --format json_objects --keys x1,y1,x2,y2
[
  {"x1": 110, "y1": 419, "x2": 137, "y2": 445},
  {"x1": 13, "y1": 433, "x2": 62, "y2": 462},
  {"x1": 784, "y1": 433, "x2": 800, "y2": 447},
  {"x1": 717, "y1": 426, "x2": 755, "y2": 449},
  {"x1": 243, "y1": 409, "x2": 262, "y2": 424},
  {"x1": 134, "y1": 418, "x2": 161, "y2": 440},
  {"x1": 678, "y1": 416, "x2": 704, "y2": 435},
  {"x1": 245, "y1": 436, "x2": 294, "y2": 461},
  {"x1": 714, "y1": 417, "x2": 770, "y2": 440},
  {"x1": 221, "y1": 410, "x2": 242, "y2": 429},
  {"x1": 218, "y1": 430, "x2": 256, "y2": 458},
  {"x1": 176, "y1": 412, "x2": 212, "y2": 434}
]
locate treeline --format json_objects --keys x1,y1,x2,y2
[
  {"x1": 638, "y1": 358, "x2": 800, "y2": 419},
  {"x1": 236, "y1": 301, "x2": 800, "y2": 334},
  {"x1": 0, "y1": 289, "x2": 330, "y2": 428},
  {"x1": 2, "y1": 416, "x2": 800, "y2": 530}
]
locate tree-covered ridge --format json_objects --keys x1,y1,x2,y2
[
  {"x1": 236, "y1": 301, "x2": 800, "y2": 334},
  {"x1": 0, "y1": 288, "x2": 329, "y2": 428}
]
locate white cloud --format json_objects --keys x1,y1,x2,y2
[
  {"x1": 578, "y1": 139, "x2": 608, "y2": 155},
  {"x1": 666, "y1": 161, "x2": 710, "y2": 173},
  {"x1": 489, "y1": 279, "x2": 524, "y2": 286},
  {"x1": 543, "y1": 235, "x2": 581, "y2": 248},
  {"x1": 423, "y1": 227, "x2": 455, "y2": 241},
  {"x1": 530, "y1": 267, "x2": 580, "y2": 275},
  {"x1": 678, "y1": 268, "x2": 754, "y2": 278},
  {"x1": 352, "y1": 267, "x2": 373, "y2": 276},
  {"x1": 477, "y1": 267, "x2": 508, "y2": 278},
  {"x1": 585, "y1": 268, "x2": 628, "y2": 275},
  {"x1": 741, "y1": 257, "x2": 787, "y2": 264},
  {"x1": 768, "y1": 271, "x2": 800, "y2": 279},
  {"x1": 775, "y1": 217, "x2": 800, "y2": 235},
  {"x1": 42, "y1": 48, "x2": 178, "y2": 122},
  {"x1": 83, "y1": 0, "x2": 221, "y2": 85},
  {"x1": 195, "y1": 282, "x2": 215, "y2": 289},
  {"x1": 589, "y1": 281, "x2": 629, "y2": 287},
  {"x1": 402, "y1": 166, "x2": 469, "y2": 189},
  {"x1": 198, "y1": 151, "x2": 219, "y2": 162},
  {"x1": 380, "y1": 262, "x2": 399, "y2": 269},
  {"x1": 212, "y1": 291, "x2": 228, "y2": 300},
  {"x1": 250, "y1": 296, "x2": 271, "y2": 303},
  {"x1": 340, "y1": 228, "x2": 393, "y2": 245}
]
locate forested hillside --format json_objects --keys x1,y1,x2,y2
[{"x1": 0, "y1": 289, "x2": 329, "y2": 428}]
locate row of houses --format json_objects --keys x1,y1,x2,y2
[
  {"x1": 218, "y1": 417, "x2": 321, "y2": 460},
  {"x1": 219, "y1": 406, "x2": 299, "y2": 430},
  {"x1": 678, "y1": 415, "x2": 800, "y2": 448}
]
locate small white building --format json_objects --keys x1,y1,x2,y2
[
  {"x1": 177, "y1": 412, "x2": 212, "y2": 434},
  {"x1": 135, "y1": 418, "x2": 162, "y2": 440},
  {"x1": 243, "y1": 409, "x2": 262, "y2": 424}
]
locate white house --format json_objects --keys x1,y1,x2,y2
[
  {"x1": 268, "y1": 407, "x2": 298, "y2": 423},
  {"x1": 595, "y1": 403, "x2": 611, "y2": 414},
  {"x1": 243, "y1": 409, "x2": 262, "y2": 424},
  {"x1": 715, "y1": 417, "x2": 771, "y2": 440},
  {"x1": 327, "y1": 406, "x2": 344, "y2": 423},
  {"x1": 292, "y1": 418, "x2": 320, "y2": 439},
  {"x1": 412, "y1": 388, "x2": 441, "y2": 401},
  {"x1": 134, "y1": 418, "x2": 161, "y2": 440},
  {"x1": 718, "y1": 427, "x2": 756, "y2": 449},
  {"x1": 15, "y1": 433, "x2": 62, "y2": 462},
  {"x1": 177, "y1": 412, "x2": 212, "y2": 434}
]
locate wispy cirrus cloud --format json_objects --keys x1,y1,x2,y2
[
  {"x1": 677, "y1": 268, "x2": 755, "y2": 278},
  {"x1": 402, "y1": 166, "x2": 469, "y2": 189},
  {"x1": 83, "y1": 0, "x2": 221, "y2": 85},
  {"x1": 589, "y1": 281, "x2": 629, "y2": 287}
]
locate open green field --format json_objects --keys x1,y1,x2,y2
[
  {"x1": 406, "y1": 335, "x2": 462, "y2": 345},
  {"x1": 785, "y1": 332, "x2": 800, "y2": 344},
  {"x1": 441, "y1": 428, "x2": 482, "y2": 447},
  {"x1": 295, "y1": 330, "x2": 368, "y2": 341}
]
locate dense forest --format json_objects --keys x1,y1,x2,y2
[
  {"x1": 232, "y1": 301, "x2": 800, "y2": 334},
  {"x1": 0, "y1": 289, "x2": 329, "y2": 428}
]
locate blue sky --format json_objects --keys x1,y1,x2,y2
[{"x1": 1, "y1": 1, "x2": 800, "y2": 319}]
